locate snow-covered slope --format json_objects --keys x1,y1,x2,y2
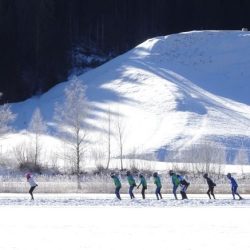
[{"x1": 9, "y1": 30, "x2": 250, "y2": 162}]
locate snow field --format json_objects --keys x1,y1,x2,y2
[{"x1": 0, "y1": 203, "x2": 250, "y2": 250}]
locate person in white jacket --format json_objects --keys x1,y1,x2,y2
[{"x1": 26, "y1": 173, "x2": 38, "y2": 200}]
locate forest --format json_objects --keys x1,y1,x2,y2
[{"x1": 1, "y1": 0, "x2": 250, "y2": 103}]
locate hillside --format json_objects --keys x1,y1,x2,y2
[{"x1": 7, "y1": 30, "x2": 250, "y2": 165}]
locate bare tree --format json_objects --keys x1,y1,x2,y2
[
  {"x1": 13, "y1": 141, "x2": 32, "y2": 167},
  {"x1": 116, "y1": 112, "x2": 125, "y2": 171},
  {"x1": 0, "y1": 98, "x2": 16, "y2": 137},
  {"x1": 106, "y1": 108, "x2": 111, "y2": 169},
  {"x1": 91, "y1": 144, "x2": 105, "y2": 169},
  {"x1": 54, "y1": 76, "x2": 88, "y2": 189},
  {"x1": 28, "y1": 107, "x2": 47, "y2": 167},
  {"x1": 234, "y1": 146, "x2": 249, "y2": 175},
  {"x1": 234, "y1": 140, "x2": 249, "y2": 165},
  {"x1": 177, "y1": 141, "x2": 226, "y2": 177},
  {"x1": 0, "y1": 95, "x2": 16, "y2": 167}
]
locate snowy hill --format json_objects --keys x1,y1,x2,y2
[{"x1": 7, "y1": 30, "x2": 250, "y2": 164}]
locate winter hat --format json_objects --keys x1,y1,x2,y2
[{"x1": 25, "y1": 173, "x2": 31, "y2": 179}]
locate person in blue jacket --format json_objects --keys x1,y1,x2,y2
[
  {"x1": 226, "y1": 173, "x2": 243, "y2": 200},
  {"x1": 126, "y1": 171, "x2": 136, "y2": 199},
  {"x1": 110, "y1": 173, "x2": 122, "y2": 200}
]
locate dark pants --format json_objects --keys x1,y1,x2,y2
[
  {"x1": 141, "y1": 186, "x2": 147, "y2": 199},
  {"x1": 115, "y1": 186, "x2": 121, "y2": 200},
  {"x1": 173, "y1": 185, "x2": 179, "y2": 199},
  {"x1": 180, "y1": 191, "x2": 187, "y2": 199},
  {"x1": 29, "y1": 185, "x2": 38, "y2": 200},
  {"x1": 180, "y1": 181, "x2": 189, "y2": 199},
  {"x1": 129, "y1": 185, "x2": 135, "y2": 199},
  {"x1": 155, "y1": 187, "x2": 162, "y2": 200},
  {"x1": 231, "y1": 186, "x2": 242, "y2": 199},
  {"x1": 207, "y1": 186, "x2": 215, "y2": 199}
]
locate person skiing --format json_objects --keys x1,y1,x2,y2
[
  {"x1": 177, "y1": 174, "x2": 190, "y2": 199},
  {"x1": 226, "y1": 173, "x2": 243, "y2": 200},
  {"x1": 110, "y1": 172, "x2": 122, "y2": 200},
  {"x1": 153, "y1": 172, "x2": 162, "y2": 200},
  {"x1": 126, "y1": 171, "x2": 136, "y2": 199},
  {"x1": 203, "y1": 173, "x2": 216, "y2": 199},
  {"x1": 26, "y1": 173, "x2": 38, "y2": 200},
  {"x1": 169, "y1": 170, "x2": 180, "y2": 199},
  {"x1": 137, "y1": 173, "x2": 147, "y2": 199}
]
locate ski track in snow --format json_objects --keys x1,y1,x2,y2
[{"x1": 1, "y1": 194, "x2": 250, "y2": 208}]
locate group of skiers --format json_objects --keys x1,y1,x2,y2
[
  {"x1": 25, "y1": 170, "x2": 243, "y2": 201},
  {"x1": 110, "y1": 170, "x2": 243, "y2": 201},
  {"x1": 110, "y1": 170, "x2": 189, "y2": 201}
]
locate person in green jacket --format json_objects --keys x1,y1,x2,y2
[
  {"x1": 127, "y1": 171, "x2": 136, "y2": 199},
  {"x1": 153, "y1": 172, "x2": 162, "y2": 200},
  {"x1": 169, "y1": 170, "x2": 180, "y2": 200},
  {"x1": 137, "y1": 173, "x2": 147, "y2": 199},
  {"x1": 111, "y1": 173, "x2": 122, "y2": 200}
]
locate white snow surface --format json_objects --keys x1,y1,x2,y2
[
  {"x1": 6, "y1": 30, "x2": 250, "y2": 160},
  {"x1": 1, "y1": 194, "x2": 250, "y2": 250}
]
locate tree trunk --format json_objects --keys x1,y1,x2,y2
[
  {"x1": 106, "y1": 109, "x2": 111, "y2": 169},
  {"x1": 76, "y1": 129, "x2": 81, "y2": 190}
]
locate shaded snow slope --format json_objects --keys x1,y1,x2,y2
[{"x1": 9, "y1": 30, "x2": 250, "y2": 160}]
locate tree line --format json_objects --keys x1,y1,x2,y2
[{"x1": 1, "y1": 0, "x2": 250, "y2": 103}]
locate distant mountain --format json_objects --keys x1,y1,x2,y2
[{"x1": 9, "y1": 31, "x2": 250, "y2": 163}]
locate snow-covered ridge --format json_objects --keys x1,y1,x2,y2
[{"x1": 8, "y1": 30, "x2": 250, "y2": 162}]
